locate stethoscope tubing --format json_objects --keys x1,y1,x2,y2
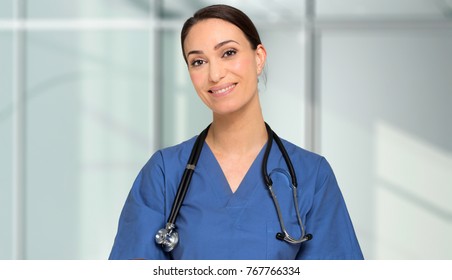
[
  {"x1": 167, "y1": 124, "x2": 210, "y2": 225},
  {"x1": 262, "y1": 123, "x2": 297, "y2": 188},
  {"x1": 263, "y1": 123, "x2": 311, "y2": 244},
  {"x1": 156, "y1": 122, "x2": 311, "y2": 252}
]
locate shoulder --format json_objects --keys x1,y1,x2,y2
[
  {"x1": 278, "y1": 138, "x2": 329, "y2": 169},
  {"x1": 159, "y1": 136, "x2": 197, "y2": 161},
  {"x1": 277, "y1": 138, "x2": 336, "y2": 185},
  {"x1": 142, "y1": 136, "x2": 198, "y2": 173},
  {"x1": 133, "y1": 136, "x2": 198, "y2": 199}
]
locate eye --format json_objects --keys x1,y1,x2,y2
[
  {"x1": 190, "y1": 59, "x2": 206, "y2": 67},
  {"x1": 222, "y1": 49, "x2": 237, "y2": 58}
]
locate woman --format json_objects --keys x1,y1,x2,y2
[{"x1": 109, "y1": 4, "x2": 363, "y2": 260}]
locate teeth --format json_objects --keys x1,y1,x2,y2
[{"x1": 211, "y1": 84, "x2": 235, "y2": 94}]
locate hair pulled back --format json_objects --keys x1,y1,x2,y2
[{"x1": 181, "y1": 4, "x2": 262, "y2": 64}]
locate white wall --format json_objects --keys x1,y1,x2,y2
[{"x1": 320, "y1": 30, "x2": 452, "y2": 258}]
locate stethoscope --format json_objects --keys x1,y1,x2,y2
[{"x1": 155, "y1": 123, "x2": 312, "y2": 252}]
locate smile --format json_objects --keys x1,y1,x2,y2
[{"x1": 208, "y1": 83, "x2": 236, "y2": 96}]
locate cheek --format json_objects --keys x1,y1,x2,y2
[
  {"x1": 189, "y1": 71, "x2": 204, "y2": 88},
  {"x1": 231, "y1": 57, "x2": 255, "y2": 77}
]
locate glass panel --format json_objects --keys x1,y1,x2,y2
[
  {"x1": 0, "y1": 0, "x2": 13, "y2": 18},
  {"x1": 27, "y1": 0, "x2": 149, "y2": 18},
  {"x1": 25, "y1": 30, "x2": 150, "y2": 259},
  {"x1": 317, "y1": 0, "x2": 452, "y2": 18},
  {"x1": 0, "y1": 32, "x2": 13, "y2": 260},
  {"x1": 320, "y1": 31, "x2": 452, "y2": 259},
  {"x1": 260, "y1": 29, "x2": 306, "y2": 147}
]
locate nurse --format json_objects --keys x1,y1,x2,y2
[{"x1": 109, "y1": 4, "x2": 363, "y2": 260}]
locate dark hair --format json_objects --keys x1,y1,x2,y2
[{"x1": 181, "y1": 4, "x2": 262, "y2": 64}]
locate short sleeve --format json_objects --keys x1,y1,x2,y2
[
  {"x1": 296, "y1": 158, "x2": 364, "y2": 259},
  {"x1": 109, "y1": 151, "x2": 170, "y2": 260}
]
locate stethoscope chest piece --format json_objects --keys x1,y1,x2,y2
[{"x1": 155, "y1": 223, "x2": 179, "y2": 252}]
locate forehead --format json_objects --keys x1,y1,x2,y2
[{"x1": 184, "y1": 18, "x2": 248, "y2": 51}]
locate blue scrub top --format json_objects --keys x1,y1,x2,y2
[{"x1": 109, "y1": 136, "x2": 364, "y2": 260}]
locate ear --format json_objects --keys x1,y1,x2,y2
[{"x1": 255, "y1": 44, "x2": 267, "y2": 76}]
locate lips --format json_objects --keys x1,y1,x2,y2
[{"x1": 208, "y1": 83, "x2": 237, "y2": 96}]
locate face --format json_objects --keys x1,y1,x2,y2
[{"x1": 183, "y1": 18, "x2": 266, "y2": 116}]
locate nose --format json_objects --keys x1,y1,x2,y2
[{"x1": 208, "y1": 60, "x2": 225, "y2": 83}]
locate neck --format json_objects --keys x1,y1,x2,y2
[{"x1": 206, "y1": 103, "x2": 267, "y2": 155}]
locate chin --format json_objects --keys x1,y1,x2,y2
[{"x1": 212, "y1": 105, "x2": 247, "y2": 116}]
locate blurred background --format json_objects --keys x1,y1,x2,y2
[{"x1": 1, "y1": 0, "x2": 451, "y2": 259}]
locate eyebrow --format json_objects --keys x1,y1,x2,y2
[{"x1": 186, "y1": 39, "x2": 240, "y2": 58}]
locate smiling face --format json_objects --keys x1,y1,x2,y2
[{"x1": 183, "y1": 18, "x2": 266, "y2": 116}]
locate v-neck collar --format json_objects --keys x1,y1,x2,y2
[{"x1": 199, "y1": 142, "x2": 267, "y2": 208}]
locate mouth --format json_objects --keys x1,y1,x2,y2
[{"x1": 208, "y1": 83, "x2": 237, "y2": 96}]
